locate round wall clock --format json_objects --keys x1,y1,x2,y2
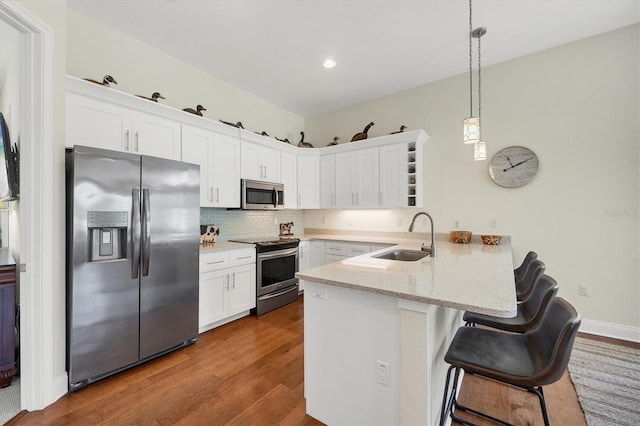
[{"x1": 488, "y1": 146, "x2": 539, "y2": 188}]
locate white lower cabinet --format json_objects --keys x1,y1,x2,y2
[{"x1": 199, "y1": 248, "x2": 256, "y2": 333}]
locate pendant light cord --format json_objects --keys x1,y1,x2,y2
[{"x1": 468, "y1": 0, "x2": 473, "y2": 117}]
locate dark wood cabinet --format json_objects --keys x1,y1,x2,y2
[{"x1": 0, "y1": 250, "x2": 17, "y2": 388}]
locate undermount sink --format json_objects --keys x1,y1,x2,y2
[{"x1": 373, "y1": 249, "x2": 430, "y2": 261}]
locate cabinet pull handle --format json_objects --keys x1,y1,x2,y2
[
  {"x1": 125, "y1": 130, "x2": 130, "y2": 151},
  {"x1": 134, "y1": 131, "x2": 139, "y2": 152},
  {"x1": 236, "y1": 255, "x2": 252, "y2": 260},
  {"x1": 226, "y1": 274, "x2": 230, "y2": 291},
  {"x1": 231, "y1": 272, "x2": 236, "y2": 289},
  {"x1": 206, "y1": 259, "x2": 225, "y2": 265},
  {"x1": 209, "y1": 187, "x2": 214, "y2": 202},
  {"x1": 216, "y1": 187, "x2": 220, "y2": 202},
  {"x1": 264, "y1": 165, "x2": 267, "y2": 178},
  {"x1": 260, "y1": 165, "x2": 264, "y2": 178}
]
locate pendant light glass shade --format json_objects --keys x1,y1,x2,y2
[
  {"x1": 474, "y1": 140, "x2": 487, "y2": 161},
  {"x1": 463, "y1": 116, "x2": 480, "y2": 144}
]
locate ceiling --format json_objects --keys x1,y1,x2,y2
[{"x1": 67, "y1": 0, "x2": 639, "y2": 117}]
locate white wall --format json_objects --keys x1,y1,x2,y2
[
  {"x1": 305, "y1": 25, "x2": 640, "y2": 331},
  {"x1": 65, "y1": 8, "x2": 304, "y2": 142}
]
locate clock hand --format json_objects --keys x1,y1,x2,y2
[
  {"x1": 502, "y1": 157, "x2": 535, "y2": 172},
  {"x1": 505, "y1": 156, "x2": 515, "y2": 167}
]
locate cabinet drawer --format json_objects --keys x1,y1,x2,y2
[
  {"x1": 325, "y1": 242, "x2": 348, "y2": 256},
  {"x1": 230, "y1": 248, "x2": 256, "y2": 266},
  {"x1": 325, "y1": 254, "x2": 347, "y2": 264},
  {"x1": 347, "y1": 244, "x2": 371, "y2": 257},
  {"x1": 200, "y1": 251, "x2": 230, "y2": 273}
]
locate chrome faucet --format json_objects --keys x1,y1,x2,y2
[{"x1": 408, "y1": 212, "x2": 436, "y2": 257}]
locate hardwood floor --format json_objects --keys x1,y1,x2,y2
[{"x1": 8, "y1": 296, "x2": 598, "y2": 425}]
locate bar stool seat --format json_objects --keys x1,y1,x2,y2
[
  {"x1": 440, "y1": 297, "x2": 581, "y2": 426},
  {"x1": 464, "y1": 274, "x2": 559, "y2": 333}
]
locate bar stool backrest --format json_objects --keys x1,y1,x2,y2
[
  {"x1": 516, "y1": 259, "x2": 546, "y2": 301},
  {"x1": 520, "y1": 274, "x2": 559, "y2": 330},
  {"x1": 526, "y1": 297, "x2": 581, "y2": 386},
  {"x1": 515, "y1": 251, "x2": 538, "y2": 281}
]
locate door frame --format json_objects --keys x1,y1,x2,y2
[{"x1": 0, "y1": 1, "x2": 58, "y2": 410}]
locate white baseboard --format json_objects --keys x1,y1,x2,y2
[{"x1": 579, "y1": 319, "x2": 640, "y2": 343}]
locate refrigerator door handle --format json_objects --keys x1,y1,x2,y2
[
  {"x1": 142, "y1": 188, "x2": 151, "y2": 276},
  {"x1": 132, "y1": 188, "x2": 141, "y2": 279}
]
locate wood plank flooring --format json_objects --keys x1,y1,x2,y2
[{"x1": 8, "y1": 296, "x2": 601, "y2": 425}]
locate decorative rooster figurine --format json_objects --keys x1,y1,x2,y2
[
  {"x1": 390, "y1": 125, "x2": 407, "y2": 134},
  {"x1": 351, "y1": 122, "x2": 375, "y2": 141},
  {"x1": 183, "y1": 105, "x2": 206, "y2": 116},
  {"x1": 84, "y1": 75, "x2": 117, "y2": 87},
  {"x1": 219, "y1": 120, "x2": 244, "y2": 129},
  {"x1": 297, "y1": 131, "x2": 314, "y2": 148},
  {"x1": 136, "y1": 92, "x2": 165, "y2": 102},
  {"x1": 328, "y1": 136, "x2": 340, "y2": 146}
]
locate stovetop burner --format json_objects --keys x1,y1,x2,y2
[{"x1": 229, "y1": 237, "x2": 300, "y2": 252}]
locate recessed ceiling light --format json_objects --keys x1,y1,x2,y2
[{"x1": 323, "y1": 58, "x2": 336, "y2": 69}]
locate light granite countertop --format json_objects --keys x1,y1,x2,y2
[
  {"x1": 296, "y1": 237, "x2": 517, "y2": 318},
  {"x1": 199, "y1": 241, "x2": 254, "y2": 253}
]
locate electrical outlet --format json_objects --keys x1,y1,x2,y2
[
  {"x1": 322, "y1": 216, "x2": 327, "y2": 224},
  {"x1": 454, "y1": 219, "x2": 460, "y2": 228},
  {"x1": 579, "y1": 284, "x2": 591, "y2": 297},
  {"x1": 490, "y1": 218, "x2": 498, "y2": 228},
  {"x1": 377, "y1": 361, "x2": 391, "y2": 386}
]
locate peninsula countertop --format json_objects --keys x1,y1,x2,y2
[{"x1": 296, "y1": 238, "x2": 517, "y2": 318}]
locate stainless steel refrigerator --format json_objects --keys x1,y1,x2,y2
[{"x1": 65, "y1": 145, "x2": 200, "y2": 391}]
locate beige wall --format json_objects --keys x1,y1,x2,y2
[
  {"x1": 305, "y1": 25, "x2": 640, "y2": 330},
  {"x1": 65, "y1": 8, "x2": 304, "y2": 141}
]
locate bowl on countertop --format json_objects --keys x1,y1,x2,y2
[
  {"x1": 450, "y1": 231, "x2": 472, "y2": 244},
  {"x1": 481, "y1": 235, "x2": 502, "y2": 245}
]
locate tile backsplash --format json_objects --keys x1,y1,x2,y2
[{"x1": 200, "y1": 208, "x2": 304, "y2": 241}]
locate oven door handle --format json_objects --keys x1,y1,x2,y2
[
  {"x1": 258, "y1": 247, "x2": 298, "y2": 260},
  {"x1": 258, "y1": 285, "x2": 299, "y2": 301}
]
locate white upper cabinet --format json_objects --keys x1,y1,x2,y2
[
  {"x1": 181, "y1": 124, "x2": 240, "y2": 208},
  {"x1": 280, "y1": 151, "x2": 298, "y2": 209},
  {"x1": 379, "y1": 143, "x2": 407, "y2": 207},
  {"x1": 297, "y1": 155, "x2": 320, "y2": 209},
  {"x1": 335, "y1": 147, "x2": 379, "y2": 208},
  {"x1": 319, "y1": 155, "x2": 336, "y2": 208},
  {"x1": 240, "y1": 130, "x2": 282, "y2": 183},
  {"x1": 65, "y1": 80, "x2": 181, "y2": 161}
]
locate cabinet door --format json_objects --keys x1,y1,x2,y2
[
  {"x1": 66, "y1": 93, "x2": 131, "y2": 151},
  {"x1": 310, "y1": 241, "x2": 326, "y2": 267},
  {"x1": 132, "y1": 111, "x2": 181, "y2": 160},
  {"x1": 241, "y1": 141, "x2": 281, "y2": 182},
  {"x1": 229, "y1": 264, "x2": 256, "y2": 316},
  {"x1": 280, "y1": 152, "x2": 298, "y2": 209},
  {"x1": 357, "y1": 148, "x2": 380, "y2": 207},
  {"x1": 211, "y1": 134, "x2": 241, "y2": 207},
  {"x1": 379, "y1": 144, "x2": 407, "y2": 207},
  {"x1": 199, "y1": 269, "x2": 229, "y2": 329},
  {"x1": 299, "y1": 240, "x2": 311, "y2": 272},
  {"x1": 319, "y1": 155, "x2": 336, "y2": 208},
  {"x1": 298, "y1": 155, "x2": 320, "y2": 209},
  {"x1": 181, "y1": 125, "x2": 214, "y2": 206},
  {"x1": 335, "y1": 151, "x2": 357, "y2": 207}
]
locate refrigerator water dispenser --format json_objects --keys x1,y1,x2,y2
[{"x1": 88, "y1": 211, "x2": 128, "y2": 262}]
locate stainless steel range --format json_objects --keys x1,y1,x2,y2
[{"x1": 230, "y1": 237, "x2": 300, "y2": 315}]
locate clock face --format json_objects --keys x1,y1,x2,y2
[{"x1": 488, "y1": 146, "x2": 539, "y2": 188}]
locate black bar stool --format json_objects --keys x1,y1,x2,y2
[
  {"x1": 516, "y1": 259, "x2": 545, "y2": 302},
  {"x1": 440, "y1": 297, "x2": 581, "y2": 426},
  {"x1": 514, "y1": 251, "x2": 537, "y2": 282},
  {"x1": 464, "y1": 274, "x2": 559, "y2": 333}
]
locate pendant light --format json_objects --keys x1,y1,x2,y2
[{"x1": 464, "y1": 0, "x2": 488, "y2": 161}]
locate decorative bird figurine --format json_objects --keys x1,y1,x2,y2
[
  {"x1": 328, "y1": 137, "x2": 340, "y2": 146},
  {"x1": 275, "y1": 136, "x2": 291, "y2": 144},
  {"x1": 390, "y1": 125, "x2": 407, "y2": 134},
  {"x1": 219, "y1": 120, "x2": 244, "y2": 129},
  {"x1": 351, "y1": 121, "x2": 375, "y2": 141},
  {"x1": 183, "y1": 105, "x2": 206, "y2": 116},
  {"x1": 136, "y1": 92, "x2": 165, "y2": 102},
  {"x1": 84, "y1": 75, "x2": 117, "y2": 87},
  {"x1": 297, "y1": 131, "x2": 314, "y2": 148},
  {"x1": 255, "y1": 131, "x2": 270, "y2": 137}
]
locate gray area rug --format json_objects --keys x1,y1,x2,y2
[
  {"x1": 0, "y1": 377, "x2": 20, "y2": 425},
  {"x1": 568, "y1": 336, "x2": 640, "y2": 425}
]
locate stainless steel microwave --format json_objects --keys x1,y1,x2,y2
[{"x1": 241, "y1": 179, "x2": 285, "y2": 210}]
